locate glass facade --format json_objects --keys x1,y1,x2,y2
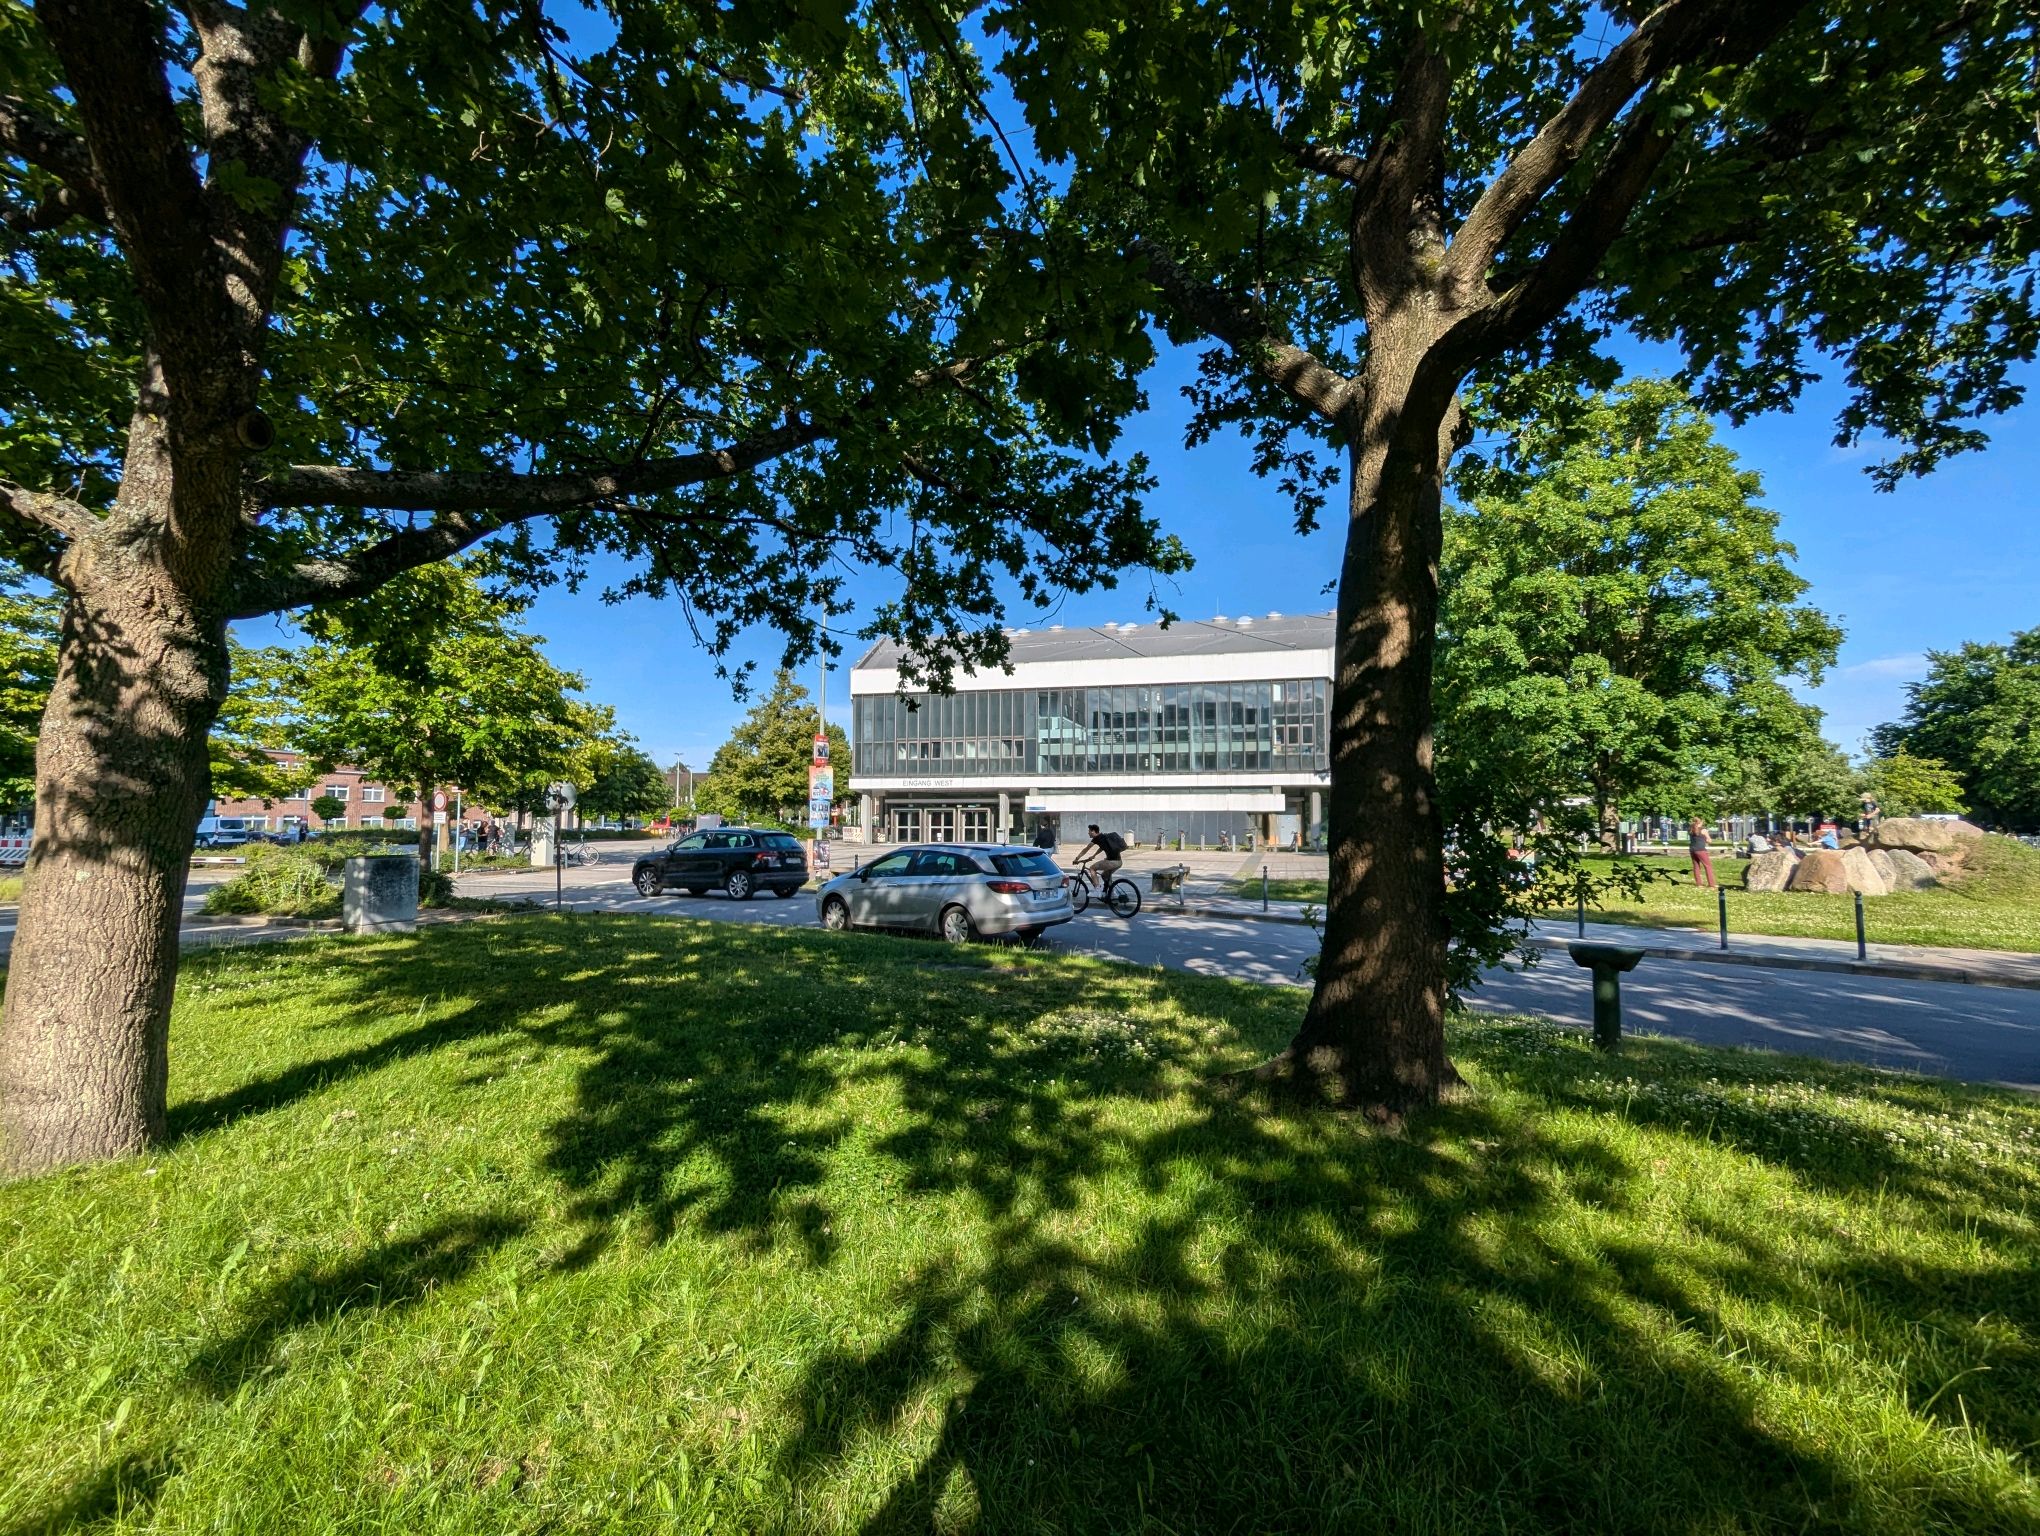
[{"x1": 852, "y1": 680, "x2": 1328, "y2": 778}]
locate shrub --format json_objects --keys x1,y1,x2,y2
[{"x1": 202, "y1": 846, "x2": 340, "y2": 918}]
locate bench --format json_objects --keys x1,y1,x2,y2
[{"x1": 1150, "y1": 864, "x2": 1191, "y2": 901}]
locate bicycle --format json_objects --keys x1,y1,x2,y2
[
  {"x1": 558, "y1": 837, "x2": 603, "y2": 868},
  {"x1": 1066, "y1": 866, "x2": 1142, "y2": 918}
]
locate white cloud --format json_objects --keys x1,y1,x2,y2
[{"x1": 1832, "y1": 653, "x2": 1927, "y2": 681}]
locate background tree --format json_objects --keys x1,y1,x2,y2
[
  {"x1": 308, "y1": 794, "x2": 346, "y2": 830},
  {"x1": 0, "y1": 575, "x2": 59, "y2": 811},
  {"x1": 1873, "y1": 629, "x2": 2040, "y2": 831},
  {"x1": 1768, "y1": 734, "x2": 1861, "y2": 826},
  {"x1": 0, "y1": 1, "x2": 1175, "y2": 1173},
  {"x1": 4, "y1": 566, "x2": 303, "y2": 811},
  {"x1": 570, "y1": 720, "x2": 668, "y2": 825},
  {"x1": 1441, "y1": 378, "x2": 1840, "y2": 844},
  {"x1": 288, "y1": 566, "x2": 586, "y2": 822},
  {"x1": 985, "y1": 0, "x2": 2037, "y2": 1110},
  {"x1": 699, "y1": 671, "x2": 849, "y2": 825},
  {"x1": 1860, "y1": 748, "x2": 1967, "y2": 820}
]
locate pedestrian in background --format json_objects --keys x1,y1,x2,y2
[{"x1": 1688, "y1": 816, "x2": 1716, "y2": 887}]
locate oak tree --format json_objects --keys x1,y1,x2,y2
[
  {"x1": 986, "y1": 0, "x2": 2038, "y2": 1109},
  {"x1": 0, "y1": 1, "x2": 1174, "y2": 1171}
]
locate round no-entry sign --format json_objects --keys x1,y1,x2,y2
[{"x1": 432, "y1": 790, "x2": 448, "y2": 812}]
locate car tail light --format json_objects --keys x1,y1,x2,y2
[
  {"x1": 986, "y1": 880, "x2": 1030, "y2": 895},
  {"x1": 754, "y1": 852, "x2": 774, "y2": 867}
]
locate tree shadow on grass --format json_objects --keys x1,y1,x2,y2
[
  {"x1": 186, "y1": 1212, "x2": 526, "y2": 1395},
  {"x1": 0, "y1": 1450, "x2": 176, "y2": 1536},
  {"x1": 155, "y1": 916, "x2": 2040, "y2": 1531}
]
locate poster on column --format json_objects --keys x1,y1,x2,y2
[{"x1": 807, "y1": 764, "x2": 834, "y2": 829}]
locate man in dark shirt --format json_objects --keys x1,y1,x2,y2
[{"x1": 1073, "y1": 824, "x2": 1124, "y2": 891}]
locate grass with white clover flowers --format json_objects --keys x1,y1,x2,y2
[{"x1": 2, "y1": 913, "x2": 2037, "y2": 1534}]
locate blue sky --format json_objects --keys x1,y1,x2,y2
[{"x1": 500, "y1": 341, "x2": 2040, "y2": 777}]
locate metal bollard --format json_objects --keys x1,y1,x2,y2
[
  {"x1": 1577, "y1": 892, "x2": 1586, "y2": 939},
  {"x1": 1717, "y1": 884, "x2": 1728, "y2": 949},
  {"x1": 1262, "y1": 864, "x2": 1269, "y2": 912},
  {"x1": 1855, "y1": 890, "x2": 1867, "y2": 960}
]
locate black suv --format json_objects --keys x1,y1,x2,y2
[{"x1": 631, "y1": 827, "x2": 809, "y2": 900}]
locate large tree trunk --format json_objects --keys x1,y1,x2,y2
[
  {"x1": 1258, "y1": 382, "x2": 1457, "y2": 1115},
  {"x1": 0, "y1": 421, "x2": 234, "y2": 1176}
]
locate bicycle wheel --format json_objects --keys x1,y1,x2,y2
[
  {"x1": 1106, "y1": 878, "x2": 1142, "y2": 919},
  {"x1": 580, "y1": 845, "x2": 603, "y2": 866},
  {"x1": 1067, "y1": 877, "x2": 1090, "y2": 914}
]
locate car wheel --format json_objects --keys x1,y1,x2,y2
[
  {"x1": 821, "y1": 896, "x2": 850, "y2": 932},
  {"x1": 633, "y1": 868, "x2": 662, "y2": 898},
  {"x1": 939, "y1": 904, "x2": 975, "y2": 944},
  {"x1": 773, "y1": 885, "x2": 798, "y2": 899},
  {"x1": 725, "y1": 869, "x2": 754, "y2": 900}
]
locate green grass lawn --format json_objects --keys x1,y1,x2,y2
[
  {"x1": 1225, "y1": 875, "x2": 1331, "y2": 904},
  {"x1": 3, "y1": 916, "x2": 2038, "y2": 1533},
  {"x1": 1231, "y1": 836, "x2": 2040, "y2": 953},
  {"x1": 0, "y1": 873, "x2": 20, "y2": 905},
  {"x1": 1574, "y1": 835, "x2": 2040, "y2": 952}
]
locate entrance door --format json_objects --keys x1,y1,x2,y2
[
  {"x1": 961, "y1": 807, "x2": 992, "y2": 843},
  {"x1": 891, "y1": 807, "x2": 922, "y2": 844},
  {"x1": 927, "y1": 808, "x2": 957, "y2": 843}
]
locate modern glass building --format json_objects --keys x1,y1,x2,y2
[{"x1": 849, "y1": 612, "x2": 1334, "y2": 847}]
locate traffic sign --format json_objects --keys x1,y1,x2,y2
[{"x1": 432, "y1": 790, "x2": 448, "y2": 812}]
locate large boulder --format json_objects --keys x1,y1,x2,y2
[
  {"x1": 1840, "y1": 844, "x2": 1890, "y2": 896},
  {"x1": 1743, "y1": 848, "x2": 1801, "y2": 892},
  {"x1": 1786, "y1": 847, "x2": 1852, "y2": 894},
  {"x1": 1872, "y1": 847, "x2": 1940, "y2": 891},
  {"x1": 1870, "y1": 817, "x2": 1985, "y2": 855}
]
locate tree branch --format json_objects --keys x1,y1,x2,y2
[
  {"x1": 259, "y1": 418, "x2": 832, "y2": 514},
  {"x1": 0, "y1": 482, "x2": 100, "y2": 544},
  {"x1": 0, "y1": 94, "x2": 107, "y2": 226},
  {"x1": 1134, "y1": 238, "x2": 1356, "y2": 424},
  {"x1": 35, "y1": 1, "x2": 227, "y2": 369},
  {"x1": 1288, "y1": 140, "x2": 1366, "y2": 186},
  {"x1": 1448, "y1": 0, "x2": 1811, "y2": 285},
  {"x1": 1346, "y1": 31, "x2": 1456, "y2": 312}
]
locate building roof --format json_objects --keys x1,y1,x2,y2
[{"x1": 852, "y1": 611, "x2": 1335, "y2": 672}]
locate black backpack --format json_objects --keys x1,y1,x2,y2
[{"x1": 1098, "y1": 831, "x2": 1127, "y2": 857}]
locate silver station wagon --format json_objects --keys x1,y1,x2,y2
[{"x1": 815, "y1": 844, "x2": 1072, "y2": 943}]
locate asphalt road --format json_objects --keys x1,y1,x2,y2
[
  {"x1": 457, "y1": 865, "x2": 2040, "y2": 1091},
  {"x1": 4, "y1": 861, "x2": 2033, "y2": 1090}
]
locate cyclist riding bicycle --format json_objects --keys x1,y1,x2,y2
[{"x1": 1073, "y1": 824, "x2": 1126, "y2": 891}]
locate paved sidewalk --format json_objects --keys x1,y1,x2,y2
[{"x1": 1525, "y1": 915, "x2": 2040, "y2": 991}]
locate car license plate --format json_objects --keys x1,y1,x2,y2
[{"x1": 1033, "y1": 887, "x2": 1056, "y2": 903}]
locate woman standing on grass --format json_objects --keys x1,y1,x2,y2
[{"x1": 1689, "y1": 816, "x2": 1717, "y2": 887}]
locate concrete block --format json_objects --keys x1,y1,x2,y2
[{"x1": 343, "y1": 854, "x2": 419, "y2": 933}]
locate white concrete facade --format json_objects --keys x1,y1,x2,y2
[{"x1": 849, "y1": 614, "x2": 1335, "y2": 849}]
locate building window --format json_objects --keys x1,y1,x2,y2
[
  {"x1": 360, "y1": 786, "x2": 386, "y2": 804},
  {"x1": 323, "y1": 785, "x2": 349, "y2": 801}
]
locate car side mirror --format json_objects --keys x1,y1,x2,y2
[{"x1": 856, "y1": 866, "x2": 874, "y2": 880}]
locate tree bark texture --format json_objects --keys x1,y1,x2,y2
[
  {"x1": 1257, "y1": 335, "x2": 1459, "y2": 1113},
  {"x1": 0, "y1": 416, "x2": 234, "y2": 1175}
]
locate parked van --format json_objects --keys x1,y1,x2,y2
[{"x1": 196, "y1": 815, "x2": 253, "y2": 848}]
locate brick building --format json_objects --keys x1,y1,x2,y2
[{"x1": 209, "y1": 752, "x2": 432, "y2": 833}]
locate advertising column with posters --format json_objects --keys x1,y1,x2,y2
[{"x1": 808, "y1": 732, "x2": 833, "y2": 871}]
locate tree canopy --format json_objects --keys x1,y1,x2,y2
[
  {"x1": 1874, "y1": 628, "x2": 2040, "y2": 830},
  {"x1": 1440, "y1": 377, "x2": 1841, "y2": 835},
  {"x1": 0, "y1": 0, "x2": 1179, "y2": 672}
]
